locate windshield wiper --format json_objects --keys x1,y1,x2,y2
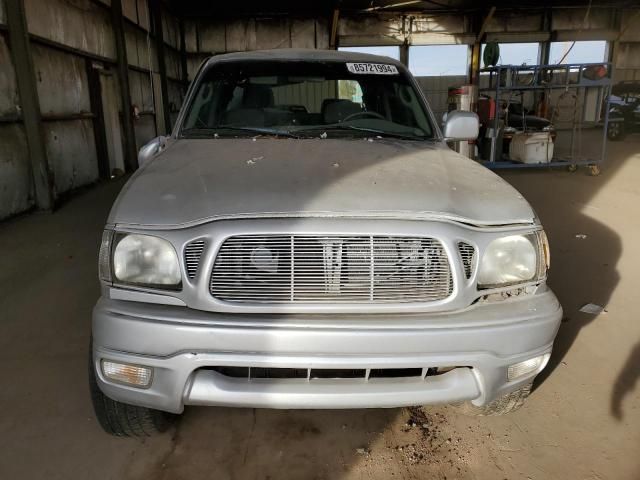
[
  {"x1": 182, "y1": 126, "x2": 298, "y2": 138},
  {"x1": 292, "y1": 124, "x2": 427, "y2": 140}
]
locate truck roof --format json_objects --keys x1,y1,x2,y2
[{"x1": 203, "y1": 48, "x2": 404, "y2": 68}]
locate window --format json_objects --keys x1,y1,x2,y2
[
  {"x1": 549, "y1": 41, "x2": 607, "y2": 65},
  {"x1": 181, "y1": 60, "x2": 433, "y2": 139},
  {"x1": 481, "y1": 43, "x2": 540, "y2": 67},
  {"x1": 409, "y1": 45, "x2": 469, "y2": 76},
  {"x1": 338, "y1": 80, "x2": 364, "y2": 104},
  {"x1": 339, "y1": 46, "x2": 400, "y2": 61}
]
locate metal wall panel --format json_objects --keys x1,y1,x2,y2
[
  {"x1": 291, "y1": 19, "x2": 316, "y2": 49},
  {"x1": 315, "y1": 18, "x2": 329, "y2": 50},
  {"x1": 226, "y1": 19, "x2": 257, "y2": 52},
  {"x1": 184, "y1": 20, "x2": 198, "y2": 52},
  {"x1": 0, "y1": 124, "x2": 34, "y2": 218},
  {"x1": 24, "y1": 0, "x2": 116, "y2": 60},
  {"x1": 163, "y1": 5, "x2": 180, "y2": 50},
  {"x1": 125, "y1": 24, "x2": 153, "y2": 69},
  {"x1": 137, "y1": 0, "x2": 150, "y2": 30},
  {"x1": 32, "y1": 44, "x2": 90, "y2": 116},
  {"x1": 198, "y1": 21, "x2": 226, "y2": 52},
  {"x1": 186, "y1": 55, "x2": 208, "y2": 81},
  {"x1": 188, "y1": 18, "x2": 326, "y2": 54},
  {"x1": 44, "y1": 119, "x2": 99, "y2": 194},
  {"x1": 122, "y1": 0, "x2": 138, "y2": 23},
  {"x1": 552, "y1": 8, "x2": 613, "y2": 32},
  {"x1": 254, "y1": 18, "x2": 291, "y2": 50},
  {"x1": 166, "y1": 48, "x2": 182, "y2": 80},
  {"x1": 0, "y1": 36, "x2": 19, "y2": 117},
  {"x1": 485, "y1": 12, "x2": 542, "y2": 33},
  {"x1": 412, "y1": 15, "x2": 466, "y2": 34},
  {"x1": 129, "y1": 69, "x2": 154, "y2": 112},
  {"x1": 616, "y1": 43, "x2": 640, "y2": 69},
  {"x1": 133, "y1": 113, "x2": 156, "y2": 150}
]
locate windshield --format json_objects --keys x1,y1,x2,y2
[{"x1": 180, "y1": 60, "x2": 434, "y2": 140}]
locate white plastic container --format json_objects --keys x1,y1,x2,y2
[{"x1": 509, "y1": 131, "x2": 554, "y2": 164}]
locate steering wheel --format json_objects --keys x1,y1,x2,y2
[{"x1": 342, "y1": 110, "x2": 386, "y2": 122}]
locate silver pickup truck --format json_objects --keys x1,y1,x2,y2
[{"x1": 90, "y1": 49, "x2": 562, "y2": 437}]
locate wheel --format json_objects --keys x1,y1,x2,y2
[
  {"x1": 607, "y1": 121, "x2": 625, "y2": 141},
  {"x1": 457, "y1": 383, "x2": 532, "y2": 416},
  {"x1": 88, "y1": 351, "x2": 177, "y2": 437},
  {"x1": 567, "y1": 164, "x2": 578, "y2": 173},
  {"x1": 589, "y1": 164, "x2": 601, "y2": 176}
]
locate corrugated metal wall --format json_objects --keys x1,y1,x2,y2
[
  {"x1": 0, "y1": 20, "x2": 33, "y2": 218},
  {"x1": 0, "y1": 0, "x2": 185, "y2": 220},
  {"x1": 183, "y1": 18, "x2": 329, "y2": 81}
]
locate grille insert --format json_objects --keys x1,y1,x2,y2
[
  {"x1": 210, "y1": 235, "x2": 453, "y2": 304},
  {"x1": 184, "y1": 240, "x2": 205, "y2": 279},
  {"x1": 457, "y1": 242, "x2": 476, "y2": 279},
  {"x1": 207, "y1": 366, "x2": 452, "y2": 381}
]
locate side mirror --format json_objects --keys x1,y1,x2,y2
[
  {"x1": 138, "y1": 136, "x2": 166, "y2": 167},
  {"x1": 443, "y1": 111, "x2": 479, "y2": 141}
]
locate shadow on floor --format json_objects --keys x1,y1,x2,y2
[
  {"x1": 611, "y1": 341, "x2": 640, "y2": 420},
  {"x1": 500, "y1": 143, "x2": 623, "y2": 391}
]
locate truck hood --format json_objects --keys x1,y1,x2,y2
[{"x1": 109, "y1": 138, "x2": 535, "y2": 228}]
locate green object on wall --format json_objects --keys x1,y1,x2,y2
[{"x1": 483, "y1": 42, "x2": 500, "y2": 67}]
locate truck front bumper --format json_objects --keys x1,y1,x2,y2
[{"x1": 92, "y1": 289, "x2": 562, "y2": 414}]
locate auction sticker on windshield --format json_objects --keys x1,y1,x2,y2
[{"x1": 346, "y1": 63, "x2": 399, "y2": 75}]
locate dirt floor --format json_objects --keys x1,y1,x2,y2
[{"x1": 0, "y1": 134, "x2": 638, "y2": 480}]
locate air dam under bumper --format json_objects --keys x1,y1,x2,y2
[{"x1": 92, "y1": 289, "x2": 562, "y2": 414}]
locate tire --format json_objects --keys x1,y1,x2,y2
[
  {"x1": 607, "y1": 121, "x2": 625, "y2": 141},
  {"x1": 458, "y1": 383, "x2": 532, "y2": 416},
  {"x1": 88, "y1": 352, "x2": 176, "y2": 437}
]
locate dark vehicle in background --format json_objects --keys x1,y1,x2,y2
[{"x1": 607, "y1": 81, "x2": 640, "y2": 141}]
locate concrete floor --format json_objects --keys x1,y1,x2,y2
[{"x1": 0, "y1": 135, "x2": 639, "y2": 480}]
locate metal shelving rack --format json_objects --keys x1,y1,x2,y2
[{"x1": 478, "y1": 62, "x2": 612, "y2": 174}]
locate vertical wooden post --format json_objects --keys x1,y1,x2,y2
[
  {"x1": 329, "y1": 9, "x2": 340, "y2": 49},
  {"x1": 470, "y1": 6, "x2": 496, "y2": 85},
  {"x1": 400, "y1": 41, "x2": 409, "y2": 67},
  {"x1": 5, "y1": 0, "x2": 54, "y2": 210},
  {"x1": 539, "y1": 8, "x2": 552, "y2": 65},
  {"x1": 469, "y1": 43, "x2": 481, "y2": 85},
  {"x1": 179, "y1": 16, "x2": 189, "y2": 85},
  {"x1": 85, "y1": 60, "x2": 110, "y2": 180},
  {"x1": 151, "y1": 0, "x2": 171, "y2": 133},
  {"x1": 111, "y1": 0, "x2": 138, "y2": 172}
]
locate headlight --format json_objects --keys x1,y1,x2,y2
[
  {"x1": 478, "y1": 232, "x2": 547, "y2": 288},
  {"x1": 110, "y1": 233, "x2": 181, "y2": 289}
]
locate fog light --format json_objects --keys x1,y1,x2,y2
[
  {"x1": 507, "y1": 354, "x2": 550, "y2": 381},
  {"x1": 101, "y1": 360, "x2": 152, "y2": 388}
]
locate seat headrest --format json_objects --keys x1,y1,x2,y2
[
  {"x1": 242, "y1": 85, "x2": 274, "y2": 109},
  {"x1": 322, "y1": 99, "x2": 362, "y2": 124}
]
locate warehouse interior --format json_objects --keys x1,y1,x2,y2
[{"x1": 1, "y1": 0, "x2": 639, "y2": 478}]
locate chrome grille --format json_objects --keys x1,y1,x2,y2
[
  {"x1": 210, "y1": 235, "x2": 453, "y2": 304},
  {"x1": 184, "y1": 240, "x2": 205, "y2": 279},
  {"x1": 457, "y1": 242, "x2": 476, "y2": 279}
]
